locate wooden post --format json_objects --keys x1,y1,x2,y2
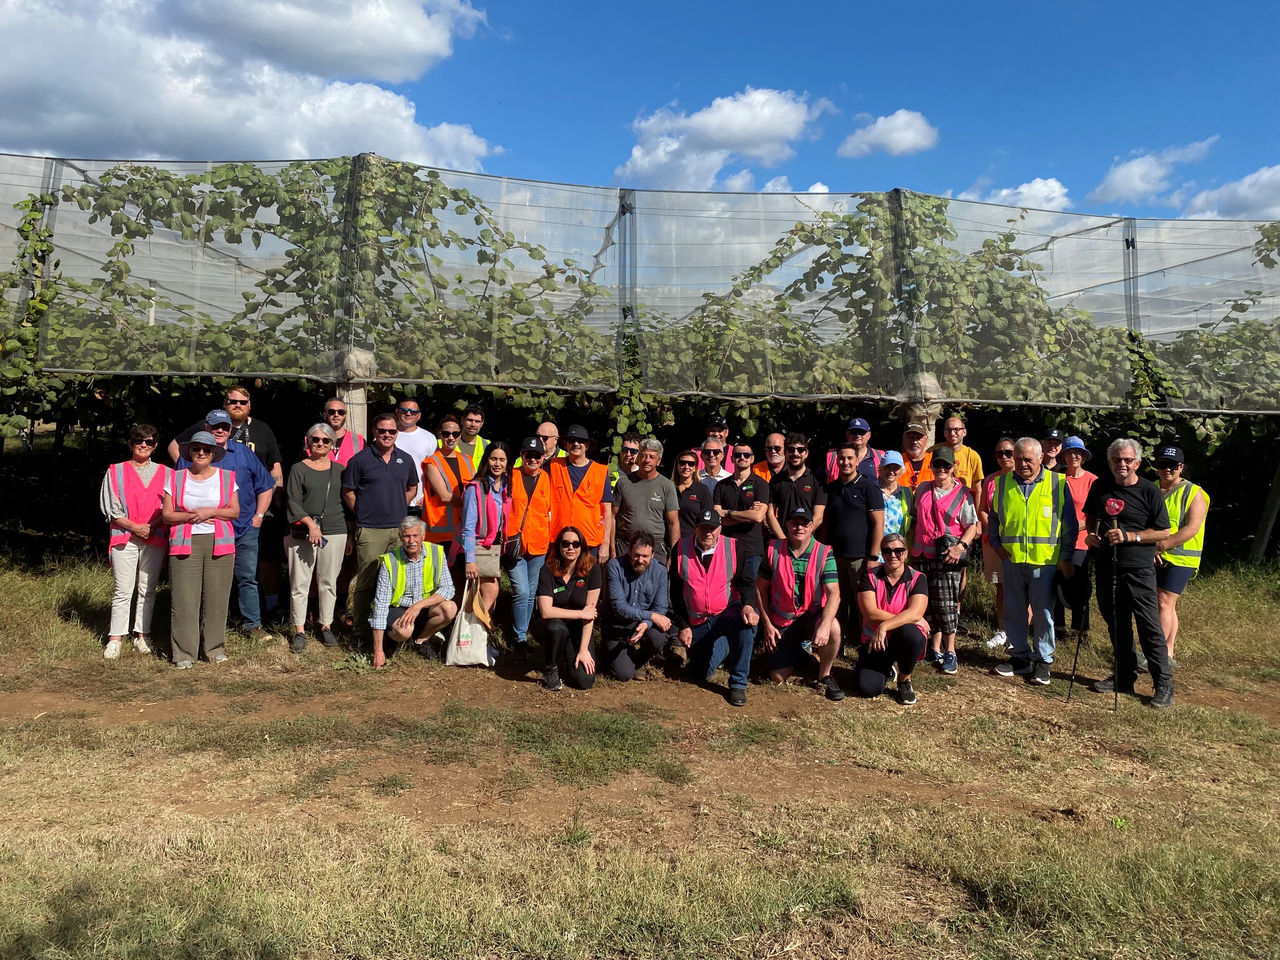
[
  {"x1": 334, "y1": 346, "x2": 376, "y2": 440},
  {"x1": 1250, "y1": 456, "x2": 1280, "y2": 562}
]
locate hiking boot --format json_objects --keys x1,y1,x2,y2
[
  {"x1": 995, "y1": 657, "x2": 1033, "y2": 678},
  {"x1": 941, "y1": 651, "x2": 958, "y2": 675},
  {"x1": 1032, "y1": 661, "x2": 1051, "y2": 686},
  {"x1": 543, "y1": 667, "x2": 563, "y2": 691},
  {"x1": 896, "y1": 678, "x2": 917, "y2": 706},
  {"x1": 133, "y1": 635, "x2": 153, "y2": 654},
  {"x1": 290, "y1": 632, "x2": 307, "y2": 654},
  {"x1": 820, "y1": 675, "x2": 846, "y2": 702},
  {"x1": 103, "y1": 638, "x2": 123, "y2": 660},
  {"x1": 248, "y1": 626, "x2": 277, "y2": 643},
  {"x1": 1150, "y1": 684, "x2": 1174, "y2": 709},
  {"x1": 1091, "y1": 675, "x2": 1134, "y2": 695},
  {"x1": 985, "y1": 629, "x2": 1008, "y2": 650},
  {"x1": 1135, "y1": 651, "x2": 1149, "y2": 674},
  {"x1": 727, "y1": 687, "x2": 748, "y2": 708},
  {"x1": 319, "y1": 628, "x2": 338, "y2": 648}
]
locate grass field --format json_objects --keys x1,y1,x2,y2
[{"x1": 1, "y1": 555, "x2": 1278, "y2": 959}]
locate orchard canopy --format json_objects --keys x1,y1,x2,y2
[{"x1": 2, "y1": 152, "x2": 1279, "y2": 413}]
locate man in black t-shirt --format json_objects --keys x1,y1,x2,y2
[
  {"x1": 1083, "y1": 437, "x2": 1173, "y2": 707},
  {"x1": 767, "y1": 432, "x2": 827, "y2": 539},
  {"x1": 714, "y1": 441, "x2": 771, "y2": 582},
  {"x1": 822, "y1": 442, "x2": 886, "y2": 642}
]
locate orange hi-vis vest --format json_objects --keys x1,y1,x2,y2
[
  {"x1": 423, "y1": 450, "x2": 474, "y2": 544},
  {"x1": 549, "y1": 459, "x2": 610, "y2": 547},
  {"x1": 507, "y1": 469, "x2": 554, "y2": 558}
]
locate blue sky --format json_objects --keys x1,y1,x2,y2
[{"x1": 0, "y1": 0, "x2": 1276, "y2": 219}]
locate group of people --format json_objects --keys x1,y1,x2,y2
[{"x1": 101, "y1": 393, "x2": 1208, "y2": 709}]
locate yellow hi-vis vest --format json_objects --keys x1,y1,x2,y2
[
  {"x1": 381, "y1": 543, "x2": 445, "y2": 607},
  {"x1": 1162, "y1": 480, "x2": 1209, "y2": 570},
  {"x1": 996, "y1": 469, "x2": 1065, "y2": 565}
]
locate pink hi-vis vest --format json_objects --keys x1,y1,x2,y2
[
  {"x1": 674, "y1": 535, "x2": 740, "y2": 626},
  {"x1": 861, "y1": 568, "x2": 925, "y2": 642},
  {"x1": 825, "y1": 447, "x2": 883, "y2": 483},
  {"x1": 107, "y1": 461, "x2": 170, "y2": 549},
  {"x1": 912, "y1": 481, "x2": 970, "y2": 558},
  {"x1": 466, "y1": 480, "x2": 507, "y2": 548},
  {"x1": 168, "y1": 468, "x2": 236, "y2": 557},
  {"x1": 765, "y1": 537, "x2": 831, "y2": 628}
]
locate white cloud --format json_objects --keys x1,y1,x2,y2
[
  {"x1": 1087, "y1": 136, "x2": 1219, "y2": 205},
  {"x1": 762, "y1": 176, "x2": 793, "y2": 192},
  {"x1": 615, "y1": 87, "x2": 832, "y2": 190},
  {"x1": 0, "y1": 0, "x2": 495, "y2": 169},
  {"x1": 1183, "y1": 165, "x2": 1280, "y2": 220},
  {"x1": 722, "y1": 169, "x2": 755, "y2": 192},
  {"x1": 837, "y1": 109, "x2": 939, "y2": 159},
  {"x1": 959, "y1": 177, "x2": 1072, "y2": 211},
  {"x1": 806, "y1": 181, "x2": 829, "y2": 193}
]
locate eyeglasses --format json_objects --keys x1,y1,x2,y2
[
  {"x1": 439, "y1": 429, "x2": 461, "y2": 438},
  {"x1": 1154, "y1": 461, "x2": 1180, "y2": 470},
  {"x1": 537, "y1": 433, "x2": 558, "y2": 441},
  {"x1": 933, "y1": 463, "x2": 954, "y2": 471},
  {"x1": 189, "y1": 445, "x2": 214, "y2": 455},
  {"x1": 224, "y1": 398, "x2": 248, "y2": 406},
  {"x1": 883, "y1": 547, "x2": 908, "y2": 557},
  {"x1": 701, "y1": 448, "x2": 723, "y2": 456},
  {"x1": 559, "y1": 540, "x2": 582, "y2": 549},
  {"x1": 786, "y1": 445, "x2": 807, "y2": 453},
  {"x1": 374, "y1": 427, "x2": 398, "y2": 435},
  {"x1": 208, "y1": 423, "x2": 231, "y2": 431},
  {"x1": 765, "y1": 445, "x2": 783, "y2": 452},
  {"x1": 1111, "y1": 456, "x2": 1137, "y2": 464},
  {"x1": 621, "y1": 446, "x2": 640, "y2": 456},
  {"x1": 395, "y1": 407, "x2": 421, "y2": 416},
  {"x1": 132, "y1": 438, "x2": 157, "y2": 446},
  {"x1": 524, "y1": 453, "x2": 544, "y2": 461},
  {"x1": 995, "y1": 449, "x2": 1014, "y2": 458},
  {"x1": 325, "y1": 408, "x2": 346, "y2": 416},
  {"x1": 732, "y1": 451, "x2": 753, "y2": 460},
  {"x1": 566, "y1": 439, "x2": 586, "y2": 446},
  {"x1": 676, "y1": 460, "x2": 697, "y2": 468},
  {"x1": 308, "y1": 437, "x2": 332, "y2": 446}
]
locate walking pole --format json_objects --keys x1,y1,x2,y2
[
  {"x1": 1110, "y1": 516, "x2": 1120, "y2": 713},
  {"x1": 1062, "y1": 578, "x2": 1084, "y2": 702}
]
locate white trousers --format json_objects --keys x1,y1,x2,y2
[
  {"x1": 285, "y1": 533, "x2": 348, "y2": 628},
  {"x1": 108, "y1": 539, "x2": 166, "y2": 636}
]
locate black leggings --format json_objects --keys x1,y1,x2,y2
[
  {"x1": 854, "y1": 623, "x2": 928, "y2": 697},
  {"x1": 601, "y1": 622, "x2": 668, "y2": 681},
  {"x1": 542, "y1": 618, "x2": 596, "y2": 689}
]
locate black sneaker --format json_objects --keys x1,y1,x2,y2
[
  {"x1": 995, "y1": 657, "x2": 1032, "y2": 677},
  {"x1": 1091, "y1": 675, "x2": 1135, "y2": 695},
  {"x1": 887, "y1": 663, "x2": 898, "y2": 684},
  {"x1": 543, "y1": 667, "x2": 563, "y2": 691},
  {"x1": 820, "y1": 675, "x2": 846, "y2": 702},
  {"x1": 289, "y1": 632, "x2": 306, "y2": 654},
  {"x1": 414, "y1": 640, "x2": 441, "y2": 661},
  {"x1": 320, "y1": 627, "x2": 338, "y2": 648},
  {"x1": 1032, "y1": 661, "x2": 1051, "y2": 685},
  {"x1": 1150, "y1": 684, "x2": 1174, "y2": 709},
  {"x1": 896, "y1": 679, "x2": 917, "y2": 706},
  {"x1": 727, "y1": 687, "x2": 747, "y2": 707}
]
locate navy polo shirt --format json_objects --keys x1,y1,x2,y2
[{"x1": 341, "y1": 444, "x2": 419, "y2": 528}]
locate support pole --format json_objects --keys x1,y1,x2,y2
[{"x1": 1250, "y1": 455, "x2": 1280, "y2": 562}]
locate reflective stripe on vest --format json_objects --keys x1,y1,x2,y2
[
  {"x1": 1163, "y1": 480, "x2": 1209, "y2": 569},
  {"x1": 996, "y1": 470, "x2": 1064, "y2": 565},
  {"x1": 465, "y1": 436, "x2": 490, "y2": 472},
  {"x1": 766, "y1": 538, "x2": 830, "y2": 627},
  {"x1": 861, "y1": 568, "x2": 924, "y2": 642},
  {"x1": 549, "y1": 460, "x2": 609, "y2": 546},
  {"x1": 382, "y1": 543, "x2": 443, "y2": 607},
  {"x1": 108, "y1": 462, "x2": 170, "y2": 549},
  {"x1": 912, "y1": 482, "x2": 969, "y2": 559},
  {"x1": 675, "y1": 535, "x2": 739, "y2": 625},
  {"x1": 423, "y1": 451, "x2": 474, "y2": 542},
  {"x1": 168, "y1": 468, "x2": 236, "y2": 556},
  {"x1": 507, "y1": 470, "x2": 553, "y2": 557}
]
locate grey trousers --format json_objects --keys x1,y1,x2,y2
[{"x1": 169, "y1": 534, "x2": 236, "y2": 663}]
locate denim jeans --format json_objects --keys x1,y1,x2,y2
[
  {"x1": 508, "y1": 552, "x2": 546, "y2": 642},
  {"x1": 233, "y1": 526, "x2": 263, "y2": 631},
  {"x1": 687, "y1": 607, "x2": 755, "y2": 690},
  {"x1": 1002, "y1": 560, "x2": 1057, "y2": 664}
]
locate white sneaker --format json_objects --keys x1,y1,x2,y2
[
  {"x1": 103, "y1": 638, "x2": 123, "y2": 660},
  {"x1": 133, "y1": 636, "x2": 153, "y2": 654},
  {"x1": 985, "y1": 629, "x2": 1008, "y2": 650}
]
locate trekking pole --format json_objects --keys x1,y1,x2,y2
[{"x1": 1111, "y1": 517, "x2": 1120, "y2": 712}]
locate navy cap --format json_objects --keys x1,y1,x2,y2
[
  {"x1": 204, "y1": 408, "x2": 232, "y2": 427},
  {"x1": 847, "y1": 417, "x2": 871, "y2": 433},
  {"x1": 1042, "y1": 428, "x2": 1064, "y2": 442},
  {"x1": 694, "y1": 509, "x2": 721, "y2": 529},
  {"x1": 786, "y1": 505, "x2": 814, "y2": 524},
  {"x1": 563, "y1": 423, "x2": 591, "y2": 443},
  {"x1": 707, "y1": 413, "x2": 728, "y2": 427},
  {"x1": 1154, "y1": 444, "x2": 1184, "y2": 464}
]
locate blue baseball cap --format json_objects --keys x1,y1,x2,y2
[
  {"x1": 204, "y1": 408, "x2": 232, "y2": 427},
  {"x1": 880, "y1": 450, "x2": 905, "y2": 468},
  {"x1": 847, "y1": 417, "x2": 871, "y2": 433}
]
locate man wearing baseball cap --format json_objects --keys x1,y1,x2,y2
[
  {"x1": 899, "y1": 421, "x2": 934, "y2": 490},
  {"x1": 1041, "y1": 429, "x2": 1065, "y2": 472},
  {"x1": 757, "y1": 505, "x2": 844, "y2": 701},
  {"x1": 671, "y1": 509, "x2": 760, "y2": 706},
  {"x1": 1082, "y1": 438, "x2": 1173, "y2": 707},
  {"x1": 1152, "y1": 444, "x2": 1209, "y2": 667}
]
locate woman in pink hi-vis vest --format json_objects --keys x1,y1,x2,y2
[
  {"x1": 162, "y1": 431, "x2": 240, "y2": 669},
  {"x1": 99, "y1": 424, "x2": 171, "y2": 660}
]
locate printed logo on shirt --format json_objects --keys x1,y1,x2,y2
[
  {"x1": 394, "y1": 457, "x2": 404, "y2": 464},
  {"x1": 575, "y1": 578, "x2": 586, "y2": 588},
  {"x1": 801, "y1": 484, "x2": 812, "y2": 494},
  {"x1": 649, "y1": 494, "x2": 664, "y2": 504}
]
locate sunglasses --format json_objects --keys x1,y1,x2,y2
[
  {"x1": 1111, "y1": 456, "x2": 1137, "y2": 464},
  {"x1": 325, "y1": 408, "x2": 346, "y2": 416},
  {"x1": 309, "y1": 437, "x2": 332, "y2": 446},
  {"x1": 786, "y1": 445, "x2": 807, "y2": 453},
  {"x1": 732, "y1": 451, "x2": 753, "y2": 460},
  {"x1": 677, "y1": 459, "x2": 697, "y2": 467},
  {"x1": 995, "y1": 449, "x2": 1014, "y2": 458},
  {"x1": 396, "y1": 407, "x2": 421, "y2": 415},
  {"x1": 374, "y1": 427, "x2": 397, "y2": 435},
  {"x1": 765, "y1": 445, "x2": 783, "y2": 452},
  {"x1": 524, "y1": 453, "x2": 544, "y2": 461},
  {"x1": 933, "y1": 463, "x2": 954, "y2": 471},
  {"x1": 439, "y1": 429, "x2": 461, "y2": 438},
  {"x1": 189, "y1": 445, "x2": 214, "y2": 455},
  {"x1": 559, "y1": 540, "x2": 582, "y2": 549},
  {"x1": 224, "y1": 398, "x2": 248, "y2": 406},
  {"x1": 883, "y1": 546, "x2": 908, "y2": 557},
  {"x1": 537, "y1": 434, "x2": 558, "y2": 441},
  {"x1": 1155, "y1": 461, "x2": 1181, "y2": 470},
  {"x1": 132, "y1": 438, "x2": 157, "y2": 446},
  {"x1": 208, "y1": 423, "x2": 231, "y2": 431},
  {"x1": 622, "y1": 447, "x2": 640, "y2": 456}
]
